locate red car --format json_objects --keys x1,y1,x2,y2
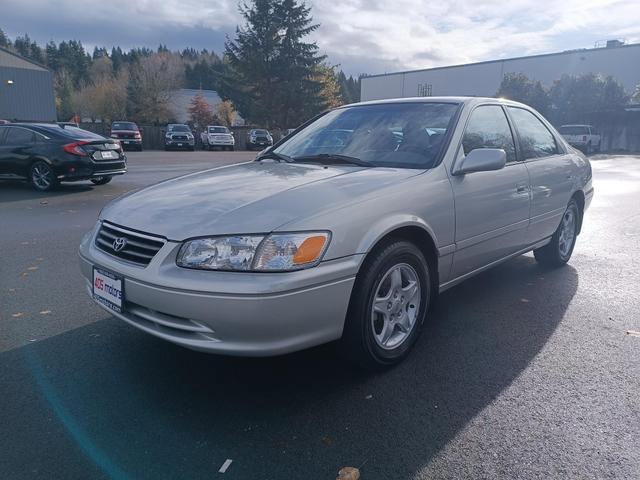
[{"x1": 109, "y1": 121, "x2": 143, "y2": 151}]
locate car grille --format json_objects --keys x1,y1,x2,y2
[
  {"x1": 95, "y1": 222, "x2": 165, "y2": 266},
  {"x1": 115, "y1": 132, "x2": 136, "y2": 139},
  {"x1": 172, "y1": 135, "x2": 188, "y2": 141},
  {"x1": 254, "y1": 136, "x2": 269, "y2": 142}
]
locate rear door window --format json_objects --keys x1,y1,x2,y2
[
  {"x1": 5, "y1": 127, "x2": 36, "y2": 145},
  {"x1": 508, "y1": 107, "x2": 559, "y2": 159}
]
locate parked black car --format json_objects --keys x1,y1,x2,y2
[
  {"x1": 246, "y1": 129, "x2": 273, "y2": 150},
  {"x1": 110, "y1": 121, "x2": 143, "y2": 151},
  {"x1": 0, "y1": 123, "x2": 126, "y2": 192},
  {"x1": 164, "y1": 124, "x2": 195, "y2": 151}
]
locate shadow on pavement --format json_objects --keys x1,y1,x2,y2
[
  {"x1": 0, "y1": 255, "x2": 578, "y2": 479},
  {"x1": 0, "y1": 180, "x2": 94, "y2": 203}
]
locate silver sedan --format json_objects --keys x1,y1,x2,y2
[{"x1": 79, "y1": 97, "x2": 593, "y2": 368}]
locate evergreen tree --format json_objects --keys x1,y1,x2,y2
[
  {"x1": 13, "y1": 34, "x2": 31, "y2": 57},
  {"x1": 111, "y1": 47, "x2": 124, "y2": 73},
  {"x1": 337, "y1": 71, "x2": 361, "y2": 104},
  {"x1": 225, "y1": 0, "x2": 325, "y2": 127},
  {"x1": 0, "y1": 28, "x2": 11, "y2": 48},
  {"x1": 45, "y1": 41, "x2": 59, "y2": 70},
  {"x1": 126, "y1": 59, "x2": 145, "y2": 120}
]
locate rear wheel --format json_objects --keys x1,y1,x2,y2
[
  {"x1": 90, "y1": 176, "x2": 112, "y2": 185},
  {"x1": 341, "y1": 240, "x2": 431, "y2": 369},
  {"x1": 30, "y1": 160, "x2": 58, "y2": 192},
  {"x1": 534, "y1": 199, "x2": 580, "y2": 267}
]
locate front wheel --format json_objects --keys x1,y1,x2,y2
[
  {"x1": 30, "y1": 160, "x2": 58, "y2": 192},
  {"x1": 341, "y1": 241, "x2": 431, "y2": 369},
  {"x1": 534, "y1": 199, "x2": 580, "y2": 267},
  {"x1": 90, "y1": 176, "x2": 112, "y2": 185}
]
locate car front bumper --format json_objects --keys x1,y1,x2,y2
[
  {"x1": 207, "y1": 137, "x2": 234, "y2": 146},
  {"x1": 165, "y1": 139, "x2": 195, "y2": 148},
  {"x1": 79, "y1": 225, "x2": 360, "y2": 356}
]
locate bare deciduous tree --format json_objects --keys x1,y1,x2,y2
[{"x1": 128, "y1": 53, "x2": 184, "y2": 123}]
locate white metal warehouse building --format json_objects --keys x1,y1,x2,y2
[{"x1": 360, "y1": 42, "x2": 640, "y2": 101}]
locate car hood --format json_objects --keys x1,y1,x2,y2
[{"x1": 100, "y1": 161, "x2": 421, "y2": 240}]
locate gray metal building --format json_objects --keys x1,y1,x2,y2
[
  {"x1": 0, "y1": 47, "x2": 57, "y2": 122},
  {"x1": 361, "y1": 42, "x2": 640, "y2": 101}
]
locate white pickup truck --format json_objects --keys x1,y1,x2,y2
[
  {"x1": 558, "y1": 124, "x2": 601, "y2": 154},
  {"x1": 200, "y1": 125, "x2": 235, "y2": 151}
]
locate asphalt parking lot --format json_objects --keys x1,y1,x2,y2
[{"x1": 1, "y1": 152, "x2": 639, "y2": 479}]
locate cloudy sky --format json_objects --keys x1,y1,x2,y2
[{"x1": 3, "y1": 0, "x2": 640, "y2": 75}]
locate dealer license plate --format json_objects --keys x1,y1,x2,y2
[{"x1": 93, "y1": 267, "x2": 124, "y2": 313}]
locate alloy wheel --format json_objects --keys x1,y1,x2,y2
[
  {"x1": 558, "y1": 208, "x2": 577, "y2": 258},
  {"x1": 370, "y1": 263, "x2": 421, "y2": 350},
  {"x1": 31, "y1": 162, "x2": 53, "y2": 190}
]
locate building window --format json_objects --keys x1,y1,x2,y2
[{"x1": 418, "y1": 83, "x2": 432, "y2": 97}]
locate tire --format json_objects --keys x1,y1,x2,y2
[
  {"x1": 90, "y1": 176, "x2": 112, "y2": 185},
  {"x1": 534, "y1": 199, "x2": 580, "y2": 267},
  {"x1": 229, "y1": 146, "x2": 235, "y2": 151},
  {"x1": 138, "y1": 145, "x2": 143, "y2": 152},
  {"x1": 30, "y1": 160, "x2": 58, "y2": 192},
  {"x1": 164, "y1": 146, "x2": 170, "y2": 151},
  {"x1": 341, "y1": 240, "x2": 431, "y2": 369},
  {"x1": 586, "y1": 142, "x2": 593, "y2": 155}
]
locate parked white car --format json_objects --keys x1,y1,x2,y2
[
  {"x1": 558, "y1": 125, "x2": 601, "y2": 154},
  {"x1": 201, "y1": 125, "x2": 235, "y2": 151}
]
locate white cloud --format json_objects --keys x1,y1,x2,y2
[{"x1": 3, "y1": 0, "x2": 640, "y2": 74}]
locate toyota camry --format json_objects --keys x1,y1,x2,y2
[{"x1": 79, "y1": 97, "x2": 593, "y2": 368}]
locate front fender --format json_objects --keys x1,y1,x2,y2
[{"x1": 355, "y1": 214, "x2": 439, "y2": 255}]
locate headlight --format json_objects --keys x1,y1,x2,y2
[
  {"x1": 176, "y1": 232, "x2": 330, "y2": 271},
  {"x1": 110, "y1": 134, "x2": 118, "y2": 138},
  {"x1": 165, "y1": 133, "x2": 172, "y2": 138}
]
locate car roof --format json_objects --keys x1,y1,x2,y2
[
  {"x1": 2, "y1": 122, "x2": 68, "y2": 133},
  {"x1": 342, "y1": 96, "x2": 533, "y2": 109}
]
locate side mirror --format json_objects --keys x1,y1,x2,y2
[
  {"x1": 138, "y1": 127, "x2": 144, "y2": 133},
  {"x1": 453, "y1": 148, "x2": 506, "y2": 175}
]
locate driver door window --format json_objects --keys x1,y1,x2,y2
[{"x1": 462, "y1": 105, "x2": 516, "y2": 163}]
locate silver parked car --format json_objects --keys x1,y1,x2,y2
[{"x1": 79, "y1": 97, "x2": 593, "y2": 368}]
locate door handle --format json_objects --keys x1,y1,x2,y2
[{"x1": 516, "y1": 183, "x2": 528, "y2": 194}]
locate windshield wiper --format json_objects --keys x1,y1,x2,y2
[
  {"x1": 292, "y1": 153, "x2": 374, "y2": 167},
  {"x1": 255, "y1": 151, "x2": 294, "y2": 163}
]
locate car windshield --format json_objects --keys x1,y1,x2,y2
[
  {"x1": 253, "y1": 130, "x2": 269, "y2": 135},
  {"x1": 209, "y1": 127, "x2": 229, "y2": 133},
  {"x1": 274, "y1": 102, "x2": 459, "y2": 169},
  {"x1": 112, "y1": 122, "x2": 137, "y2": 131},
  {"x1": 169, "y1": 125, "x2": 190, "y2": 132},
  {"x1": 559, "y1": 126, "x2": 589, "y2": 135}
]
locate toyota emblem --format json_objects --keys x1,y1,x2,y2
[{"x1": 113, "y1": 237, "x2": 127, "y2": 252}]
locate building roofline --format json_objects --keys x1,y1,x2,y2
[
  {"x1": 362, "y1": 42, "x2": 640, "y2": 80},
  {"x1": 0, "y1": 45, "x2": 50, "y2": 71}
]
